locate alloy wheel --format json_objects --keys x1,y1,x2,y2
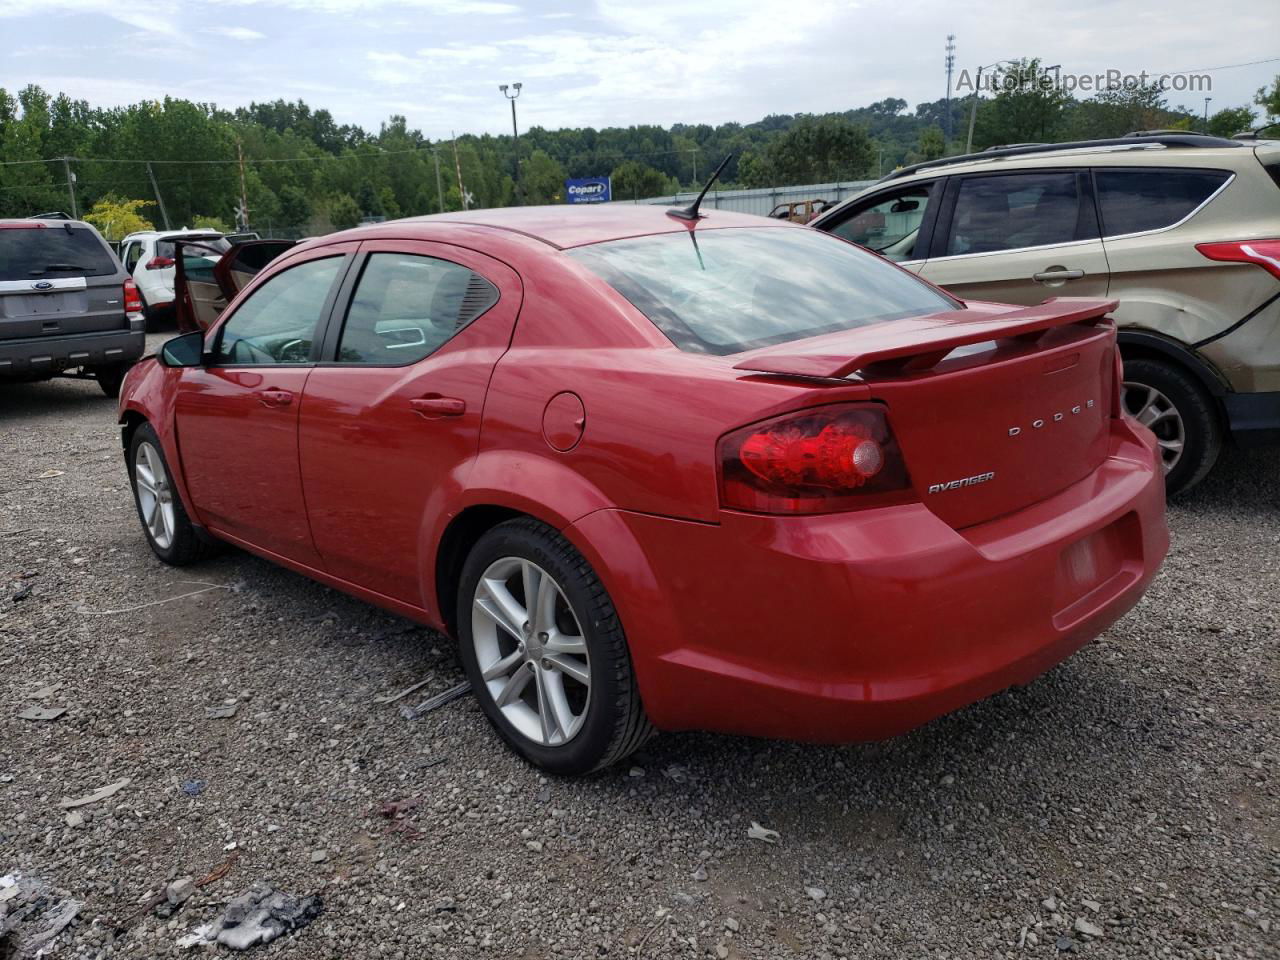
[
  {"x1": 134, "y1": 441, "x2": 176, "y2": 550},
  {"x1": 471, "y1": 557, "x2": 591, "y2": 746},
  {"x1": 1122, "y1": 380, "x2": 1185, "y2": 475}
]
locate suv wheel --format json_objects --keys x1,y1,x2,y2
[
  {"x1": 94, "y1": 362, "x2": 128, "y2": 398},
  {"x1": 128, "y1": 423, "x2": 217, "y2": 565},
  {"x1": 1122, "y1": 357, "x2": 1221, "y2": 497},
  {"x1": 457, "y1": 518, "x2": 653, "y2": 775}
]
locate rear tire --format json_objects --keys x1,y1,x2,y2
[
  {"x1": 94, "y1": 363, "x2": 128, "y2": 398},
  {"x1": 128, "y1": 422, "x2": 217, "y2": 566},
  {"x1": 1122, "y1": 357, "x2": 1221, "y2": 497},
  {"x1": 457, "y1": 518, "x2": 653, "y2": 775}
]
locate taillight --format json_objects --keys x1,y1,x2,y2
[
  {"x1": 1195, "y1": 239, "x2": 1280, "y2": 280},
  {"x1": 718, "y1": 404, "x2": 914, "y2": 514},
  {"x1": 123, "y1": 278, "x2": 142, "y2": 316},
  {"x1": 145, "y1": 256, "x2": 175, "y2": 270}
]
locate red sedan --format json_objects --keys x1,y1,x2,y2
[{"x1": 118, "y1": 205, "x2": 1168, "y2": 774}]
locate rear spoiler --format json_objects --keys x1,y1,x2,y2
[{"x1": 731, "y1": 298, "x2": 1118, "y2": 380}]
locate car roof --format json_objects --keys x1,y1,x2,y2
[{"x1": 395, "y1": 204, "x2": 790, "y2": 250}]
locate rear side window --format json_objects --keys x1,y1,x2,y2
[
  {"x1": 157, "y1": 236, "x2": 230, "y2": 260},
  {"x1": 0, "y1": 224, "x2": 117, "y2": 281},
  {"x1": 335, "y1": 252, "x2": 498, "y2": 365},
  {"x1": 1094, "y1": 168, "x2": 1231, "y2": 237},
  {"x1": 946, "y1": 173, "x2": 1081, "y2": 255},
  {"x1": 569, "y1": 227, "x2": 956, "y2": 356}
]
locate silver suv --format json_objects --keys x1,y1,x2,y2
[
  {"x1": 0, "y1": 218, "x2": 145, "y2": 397},
  {"x1": 810, "y1": 133, "x2": 1280, "y2": 495}
]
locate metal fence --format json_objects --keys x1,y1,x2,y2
[{"x1": 609, "y1": 180, "x2": 877, "y2": 216}]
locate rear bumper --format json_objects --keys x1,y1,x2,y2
[
  {"x1": 0, "y1": 324, "x2": 145, "y2": 377},
  {"x1": 568, "y1": 417, "x2": 1168, "y2": 742},
  {"x1": 1224, "y1": 391, "x2": 1280, "y2": 446}
]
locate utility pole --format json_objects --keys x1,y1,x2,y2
[
  {"x1": 451, "y1": 133, "x2": 468, "y2": 211},
  {"x1": 965, "y1": 66, "x2": 983, "y2": 154},
  {"x1": 432, "y1": 147, "x2": 445, "y2": 213},
  {"x1": 1203, "y1": 97, "x2": 1213, "y2": 133},
  {"x1": 499, "y1": 83, "x2": 523, "y2": 204},
  {"x1": 944, "y1": 35, "x2": 956, "y2": 141},
  {"x1": 62, "y1": 158, "x2": 77, "y2": 219},
  {"x1": 236, "y1": 141, "x2": 250, "y2": 230},
  {"x1": 146, "y1": 162, "x2": 171, "y2": 230}
]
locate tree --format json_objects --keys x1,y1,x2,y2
[
  {"x1": 739, "y1": 116, "x2": 875, "y2": 187},
  {"x1": 972, "y1": 59, "x2": 1072, "y2": 148},
  {"x1": 1254, "y1": 76, "x2": 1280, "y2": 121},
  {"x1": 610, "y1": 160, "x2": 671, "y2": 201},
  {"x1": 327, "y1": 192, "x2": 361, "y2": 230},
  {"x1": 191, "y1": 215, "x2": 230, "y2": 233},
  {"x1": 918, "y1": 126, "x2": 945, "y2": 161},
  {"x1": 1063, "y1": 82, "x2": 1179, "y2": 140},
  {"x1": 84, "y1": 196, "x2": 153, "y2": 242},
  {"x1": 1207, "y1": 106, "x2": 1256, "y2": 138},
  {"x1": 521, "y1": 149, "x2": 566, "y2": 204}
]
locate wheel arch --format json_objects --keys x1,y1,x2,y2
[{"x1": 1117, "y1": 329, "x2": 1230, "y2": 399}]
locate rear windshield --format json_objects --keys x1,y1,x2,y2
[
  {"x1": 569, "y1": 227, "x2": 956, "y2": 355},
  {"x1": 158, "y1": 235, "x2": 230, "y2": 259},
  {"x1": 0, "y1": 224, "x2": 118, "y2": 281}
]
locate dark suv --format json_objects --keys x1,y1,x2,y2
[{"x1": 0, "y1": 218, "x2": 145, "y2": 397}]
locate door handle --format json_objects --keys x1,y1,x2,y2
[
  {"x1": 410, "y1": 396, "x2": 466, "y2": 418},
  {"x1": 1033, "y1": 268, "x2": 1085, "y2": 282},
  {"x1": 258, "y1": 389, "x2": 294, "y2": 408}
]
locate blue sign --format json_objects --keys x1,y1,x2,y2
[{"x1": 565, "y1": 177, "x2": 611, "y2": 204}]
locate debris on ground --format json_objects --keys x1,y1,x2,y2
[
  {"x1": 28, "y1": 683, "x2": 60, "y2": 700},
  {"x1": 0, "y1": 872, "x2": 82, "y2": 957},
  {"x1": 747, "y1": 821, "x2": 780, "y2": 844},
  {"x1": 205, "y1": 701, "x2": 239, "y2": 719},
  {"x1": 372, "y1": 676, "x2": 434, "y2": 704},
  {"x1": 154, "y1": 877, "x2": 197, "y2": 919},
  {"x1": 401, "y1": 681, "x2": 470, "y2": 719},
  {"x1": 11, "y1": 582, "x2": 32, "y2": 603},
  {"x1": 59, "y1": 778, "x2": 130, "y2": 809},
  {"x1": 16, "y1": 706, "x2": 65, "y2": 722},
  {"x1": 34, "y1": 469, "x2": 65, "y2": 479},
  {"x1": 1073, "y1": 917, "x2": 1104, "y2": 938},
  {"x1": 64, "y1": 810, "x2": 85, "y2": 829},
  {"x1": 176, "y1": 882, "x2": 321, "y2": 951},
  {"x1": 181, "y1": 780, "x2": 206, "y2": 796},
  {"x1": 375, "y1": 797, "x2": 424, "y2": 840}
]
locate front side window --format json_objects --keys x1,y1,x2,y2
[
  {"x1": 946, "y1": 172, "x2": 1080, "y2": 256},
  {"x1": 335, "y1": 253, "x2": 499, "y2": 365},
  {"x1": 827, "y1": 185, "x2": 933, "y2": 262},
  {"x1": 570, "y1": 227, "x2": 956, "y2": 356},
  {"x1": 213, "y1": 256, "x2": 342, "y2": 365},
  {"x1": 1095, "y1": 168, "x2": 1230, "y2": 237}
]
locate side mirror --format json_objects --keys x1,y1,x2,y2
[{"x1": 159, "y1": 331, "x2": 206, "y2": 368}]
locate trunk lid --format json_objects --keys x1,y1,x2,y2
[
  {"x1": 733, "y1": 298, "x2": 1119, "y2": 528},
  {"x1": 0, "y1": 223, "x2": 127, "y2": 341}
]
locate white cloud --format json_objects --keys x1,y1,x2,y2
[{"x1": 210, "y1": 26, "x2": 267, "y2": 41}]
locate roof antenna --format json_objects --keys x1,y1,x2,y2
[{"x1": 667, "y1": 153, "x2": 732, "y2": 221}]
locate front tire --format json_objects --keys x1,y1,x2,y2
[
  {"x1": 128, "y1": 423, "x2": 216, "y2": 565},
  {"x1": 457, "y1": 518, "x2": 653, "y2": 775},
  {"x1": 1122, "y1": 357, "x2": 1222, "y2": 497}
]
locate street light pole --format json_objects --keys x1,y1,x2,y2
[
  {"x1": 965, "y1": 58, "x2": 1020, "y2": 154},
  {"x1": 500, "y1": 82, "x2": 523, "y2": 204},
  {"x1": 1203, "y1": 97, "x2": 1213, "y2": 133}
]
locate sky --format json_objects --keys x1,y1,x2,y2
[{"x1": 1, "y1": 0, "x2": 1278, "y2": 139}]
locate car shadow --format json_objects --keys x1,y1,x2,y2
[
  {"x1": 0, "y1": 378, "x2": 116, "y2": 423},
  {"x1": 1169, "y1": 443, "x2": 1280, "y2": 511}
]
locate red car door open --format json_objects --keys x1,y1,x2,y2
[
  {"x1": 175, "y1": 247, "x2": 354, "y2": 566},
  {"x1": 297, "y1": 240, "x2": 522, "y2": 607}
]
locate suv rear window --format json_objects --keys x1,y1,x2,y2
[
  {"x1": 1094, "y1": 168, "x2": 1230, "y2": 237},
  {"x1": 0, "y1": 224, "x2": 118, "y2": 281},
  {"x1": 569, "y1": 227, "x2": 956, "y2": 355}
]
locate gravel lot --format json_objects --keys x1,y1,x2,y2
[{"x1": 2, "y1": 346, "x2": 1277, "y2": 959}]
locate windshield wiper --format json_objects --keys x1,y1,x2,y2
[{"x1": 29, "y1": 263, "x2": 88, "y2": 275}]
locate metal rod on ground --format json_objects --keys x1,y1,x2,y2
[
  {"x1": 62, "y1": 157, "x2": 77, "y2": 219},
  {"x1": 407, "y1": 681, "x2": 471, "y2": 718},
  {"x1": 146, "y1": 162, "x2": 171, "y2": 230}
]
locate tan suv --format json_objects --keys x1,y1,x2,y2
[{"x1": 810, "y1": 132, "x2": 1280, "y2": 495}]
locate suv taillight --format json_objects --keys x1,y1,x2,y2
[
  {"x1": 145, "y1": 256, "x2": 175, "y2": 270},
  {"x1": 123, "y1": 278, "x2": 143, "y2": 316},
  {"x1": 718, "y1": 404, "x2": 915, "y2": 514},
  {"x1": 1195, "y1": 239, "x2": 1280, "y2": 280}
]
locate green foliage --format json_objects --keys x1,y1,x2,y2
[
  {"x1": 84, "y1": 195, "x2": 152, "y2": 242},
  {"x1": 610, "y1": 160, "x2": 673, "y2": 200},
  {"x1": 521, "y1": 149, "x2": 567, "y2": 204},
  {"x1": 972, "y1": 59, "x2": 1072, "y2": 148},
  {"x1": 191, "y1": 215, "x2": 230, "y2": 233},
  {"x1": 327, "y1": 193, "x2": 361, "y2": 231},
  {"x1": 738, "y1": 116, "x2": 875, "y2": 187},
  {"x1": 917, "y1": 126, "x2": 945, "y2": 161},
  {"x1": 1061, "y1": 82, "x2": 1174, "y2": 140},
  {"x1": 1207, "y1": 106, "x2": 1257, "y2": 138},
  {"x1": 1256, "y1": 76, "x2": 1280, "y2": 120}
]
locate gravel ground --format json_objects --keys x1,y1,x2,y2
[{"x1": 1, "y1": 348, "x2": 1277, "y2": 959}]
